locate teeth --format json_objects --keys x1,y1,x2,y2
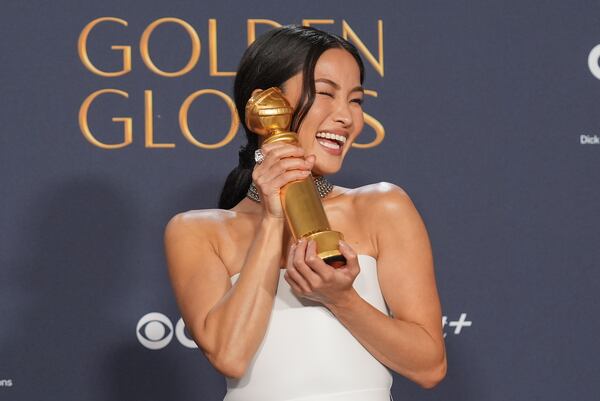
[
  {"x1": 317, "y1": 139, "x2": 340, "y2": 149},
  {"x1": 316, "y1": 132, "x2": 347, "y2": 144}
]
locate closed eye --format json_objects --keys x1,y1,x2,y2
[{"x1": 317, "y1": 90, "x2": 362, "y2": 105}]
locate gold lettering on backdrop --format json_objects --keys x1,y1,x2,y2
[
  {"x1": 179, "y1": 89, "x2": 240, "y2": 149},
  {"x1": 301, "y1": 19, "x2": 335, "y2": 27},
  {"x1": 140, "y1": 18, "x2": 201, "y2": 77},
  {"x1": 247, "y1": 19, "x2": 282, "y2": 45},
  {"x1": 353, "y1": 90, "x2": 384, "y2": 148},
  {"x1": 144, "y1": 91, "x2": 176, "y2": 148},
  {"x1": 208, "y1": 19, "x2": 236, "y2": 77},
  {"x1": 78, "y1": 18, "x2": 385, "y2": 149},
  {"x1": 78, "y1": 17, "x2": 131, "y2": 77},
  {"x1": 342, "y1": 20, "x2": 384, "y2": 77},
  {"x1": 79, "y1": 89, "x2": 132, "y2": 149}
]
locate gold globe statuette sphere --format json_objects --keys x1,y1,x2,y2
[{"x1": 246, "y1": 87, "x2": 346, "y2": 267}]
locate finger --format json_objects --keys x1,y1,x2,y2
[
  {"x1": 305, "y1": 154, "x2": 316, "y2": 166},
  {"x1": 254, "y1": 156, "x2": 311, "y2": 193},
  {"x1": 253, "y1": 145, "x2": 309, "y2": 183},
  {"x1": 259, "y1": 141, "x2": 290, "y2": 155},
  {"x1": 289, "y1": 239, "x2": 313, "y2": 292},
  {"x1": 270, "y1": 169, "x2": 311, "y2": 189},
  {"x1": 294, "y1": 239, "x2": 323, "y2": 288},
  {"x1": 261, "y1": 141, "x2": 297, "y2": 153},
  {"x1": 304, "y1": 239, "x2": 334, "y2": 281},
  {"x1": 286, "y1": 242, "x2": 297, "y2": 267},
  {"x1": 286, "y1": 265, "x2": 311, "y2": 293},
  {"x1": 253, "y1": 143, "x2": 294, "y2": 175},
  {"x1": 284, "y1": 271, "x2": 304, "y2": 297},
  {"x1": 260, "y1": 157, "x2": 313, "y2": 183},
  {"x1": 263, "y1": 144, "x2": 305, "y2": 166},
  {"x1": 339, "y1": 240, "x2": 360, "y2": 275},
  {"x1": 276, "y1": 156, "x2": 313, "y2": 171}
]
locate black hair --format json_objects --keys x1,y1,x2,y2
[{"x1": 218, "y1": 25, "x2": 365, "y2": 209}]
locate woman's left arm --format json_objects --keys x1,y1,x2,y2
[
  {"x1": 337, "y1": 184, "x2": 446, "y2": 388},
  {"x1": 285, "y1": 183, "x2": 447, "y2": 389}
]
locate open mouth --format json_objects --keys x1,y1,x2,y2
[{"x1": 315, "y1": 132, "x2": 347, "y2": 151}]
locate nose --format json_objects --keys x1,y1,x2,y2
[{"x1": 332, "y1": 98, "x2": 352, "y2": 127}]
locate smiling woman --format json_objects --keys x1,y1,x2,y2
[
  {"x1": 164, "y1": 25, "x2": 446, "y2": 401},
  {"x1": 282, "y1": 49, "x2": 365, "y2": 171}
]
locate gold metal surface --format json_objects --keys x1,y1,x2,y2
[{"x1": 245, "y1": 87, "x2": 346, "y2": 266}]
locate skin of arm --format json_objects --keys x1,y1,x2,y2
[
  {"x1": 284, "y1": 183, "x2": 447, "y2": 389},
  {"x1": 164, "y1": 212, "x2": 285, "y2": 379}
]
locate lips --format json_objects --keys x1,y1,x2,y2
[{"x1": 315, "y1": 131, "x2": 346, "y2": 155}]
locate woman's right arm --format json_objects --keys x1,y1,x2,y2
[
  {"x1": 164, "y1": 143, "x2": 314, "y2": 379},
  {"x1": 164, "y1": 213, "x2": 285, "y2": 378}
]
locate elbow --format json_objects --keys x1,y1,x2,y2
[
  {"x1": 191, "y1": 319, "x2": 250, "y2": 380},
  {"x1": 209, "y1": 350, "x2": 249, "y2": 380},
  {"x1": 189, "y1": 318, "x2": 249, "y2": 379},
  {"x1": 417, "y1": 355, "x2": 447, "y2": 389}
]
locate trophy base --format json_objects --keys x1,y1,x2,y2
[{"x1": 306, "y1": 230, "x2": 346, "y2": 268}]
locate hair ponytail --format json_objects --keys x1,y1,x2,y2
[{"x1": 218, "y1": 138, "x2": 258, "y2": 209}]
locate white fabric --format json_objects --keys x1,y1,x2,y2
[{"x1": 223, "y1": 255, "x2": 393, "y2": 401}]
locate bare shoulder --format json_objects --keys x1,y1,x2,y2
[
  {"x1": 344, "y1": 181, "x2": 413, "y2": 213},
  {"x1": 164, "y1": 208, "x2": 257, "y2": 276},
  {"x1": 166, "y1": 208, "x2": 236, "y2": 226},
  {"x1": 163, "y1": 209, "x2": 235, "y2": 264},
  {"x1": 164, "y1": 208, "x2": 237, "y2": 240},
  {"x1": 340, "y1": 182, "x2": 425, "y2": 256}
]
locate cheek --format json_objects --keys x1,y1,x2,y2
[
  {"x1": 296, "y1": 109, "x2": 323, "y2": 144},
  {"x1": 354, "y1": 109, "x2": 365, "y2": 132},
  {"x1": 296, "y1": 128, "x2": 316, "y2": 151},
  {"x1": 343, "y1": 110, "x2": 364, "y2": 147}
]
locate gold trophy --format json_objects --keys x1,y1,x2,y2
[{"x1": 246, "y1": 87, "x2": 345, "y2": 267}]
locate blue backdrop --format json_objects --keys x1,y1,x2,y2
[{"x1": 1, "y1": 1, "x2": 599, "y2": 400}]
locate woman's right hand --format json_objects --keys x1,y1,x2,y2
[{"x1": 251, "y1": 142, "x2": 316, "y2": 219}]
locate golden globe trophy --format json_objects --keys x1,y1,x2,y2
[{"x1": 246, "y1": 87, "x2": 346, "y2": 267}]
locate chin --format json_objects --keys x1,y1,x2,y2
[
  {"x1": 312, "y1": 163, "x2": 342, "y2": 176},
  {"x1": 308, "y1": 143, "x2": 350, "y2": 176}
]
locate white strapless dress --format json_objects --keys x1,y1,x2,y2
[{"x1": 223, "y1": 255, "x2": 394, "y2": 401}]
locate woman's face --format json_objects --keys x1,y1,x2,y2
[{"x1": 281, "y1": 48, "x2": 364, "y2": 176}]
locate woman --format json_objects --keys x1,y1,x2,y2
[{"x1": 164, "y1": 25, "x2": 446, "y2": 401}]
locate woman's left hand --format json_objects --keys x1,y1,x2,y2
[{"x1": 284, "y1": 238, "x2": 360, "y2": 307}]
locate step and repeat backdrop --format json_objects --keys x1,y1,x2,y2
[{"x1": 1, "y1": 1, "x2": 599, "y2": 400}]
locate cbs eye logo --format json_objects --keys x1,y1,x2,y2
[{"x1": 136, "y1": 312, "x2": 197, "y2": 350}]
